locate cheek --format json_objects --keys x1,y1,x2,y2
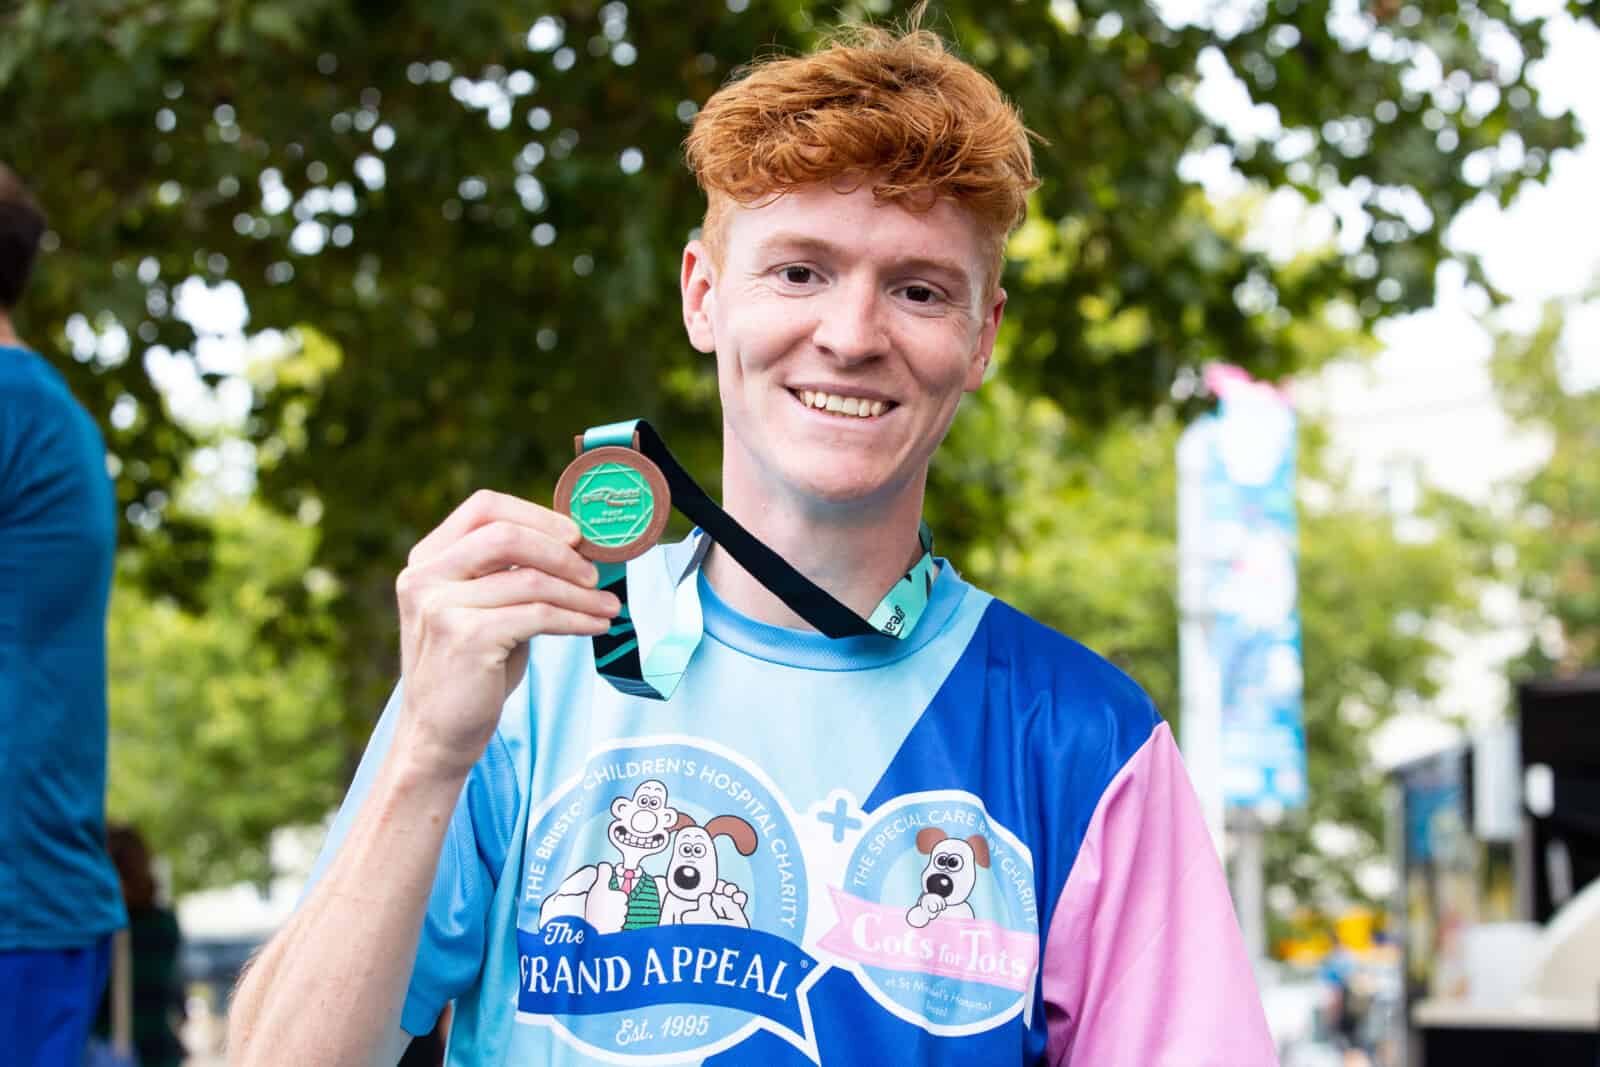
[{"x1": 904, "y1": 327, "x2": 981, "y2": 389}]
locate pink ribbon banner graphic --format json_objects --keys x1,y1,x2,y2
[{"x1": 818, "y1": 889, "x2": 1037, "y2": 994}]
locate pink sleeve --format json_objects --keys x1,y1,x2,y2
[{"x1": 1041, "y1": 722, "x2": 1278, "y2": 1066}]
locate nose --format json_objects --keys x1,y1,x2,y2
[
  {"x1": 926, "y1": 873, "x2": 954, "y2": 898},
  {"x1": 630, "y1": 810, "x2": 656, "y2": 833},
  {"x1": 674, "y1": 866, "x2": 701, "y2": 892},
  {"x1": 811, "y1": 279, "x2": 886, "y2": 366}
]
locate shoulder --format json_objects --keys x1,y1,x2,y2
[
  {"x1": 0, "y1": 350, "x2": 96, "y2": 436},
  {"x1": 1, "y1": 348, "x2": 71, "y2": 399},
  {"x1": 975, "y1": 596, "x2": 1161, "y2": 733}
]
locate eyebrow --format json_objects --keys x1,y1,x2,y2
[{"x1": 753, "y1": 233, "x2": 976, "y2": 293}]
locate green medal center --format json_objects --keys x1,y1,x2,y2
[{"x1": 570, "y1": 462, "x2": 656, "y2": 548}]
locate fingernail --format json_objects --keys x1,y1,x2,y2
[{"x1": 585, "y1": 565, "x2": 600, "y2": 586}]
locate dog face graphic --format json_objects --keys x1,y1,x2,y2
[
  {"x1": 658, "y1": 815, "x2": 758, "y2": 927},
  {"x1": 906, "y1": 827, "x2": 991, "y2": 928}
]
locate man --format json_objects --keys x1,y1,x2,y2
[
  {"x1": 0, "y1": 163, "x2": 128, "y2": 1061},
  {"x1": 230, "y1": 21, "x2": 1275, "y2": 1066}
]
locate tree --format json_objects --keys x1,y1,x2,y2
[
  {"x1": 107, "y1": 503, "x2": 345, "y2": 892},
  {"x1": 1491, "y1": 294, "x2": 1600, "y2": 676},
  {"x1": 0, "y1": 0, "x2": 1585, "y2": 884}
]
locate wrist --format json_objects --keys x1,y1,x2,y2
[{"x1": 386, "y1": 720, "x2": 483, "y2": 796}]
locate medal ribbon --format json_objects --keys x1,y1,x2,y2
[{"x1": 578, "y1": 419, "x2": 937, "y2": 700}]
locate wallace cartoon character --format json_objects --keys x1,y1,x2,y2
[
  {"x1": 656, "y1": 815, "x2": 757, "y2": 927},
  {"x1": 539, "y1": 779, "x2": 689, "y2": 933},
  {"x1": 905, "y1": 827, "x2": 990, "y2": 928}
]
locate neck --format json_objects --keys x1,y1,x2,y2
[
  {"x1": 0, "y1": 313, "x2": 18, "y2": 348},
  {"x1": 703, "y1": 458, "x2": 932, "y2": 632}
]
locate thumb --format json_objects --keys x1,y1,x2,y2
[{"x1": 596, "y1": 862, "x2": 613, "y2": 885}]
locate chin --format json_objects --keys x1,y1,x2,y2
[{"x1": 780, "y1": 462, "x2": 896, "y2": 505}]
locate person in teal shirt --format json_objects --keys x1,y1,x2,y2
[{"x1": 0, "y1": 161, "x2": 127, "y2": 1062}]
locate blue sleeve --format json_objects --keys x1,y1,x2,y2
[{"x1": 302, "y1": 682, "x2": 523, "y2": 1036}]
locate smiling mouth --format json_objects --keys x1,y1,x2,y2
[
  {"x1": 611, "y1": 827, "x2": 666, "y2": 851},
  {"x1": 791, "y1": 388, "x2": 895, "y2": 419}
]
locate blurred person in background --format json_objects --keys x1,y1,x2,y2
[
  {"x1": 228, "y1": 14, "x2": 1274, "y2": 1066},
  {"x1": 97, "y1": 824, "x2": 186, "y2": 1067},
  {"x1": 0, "y1": 162, "x2": 127, "y2": 1063}
]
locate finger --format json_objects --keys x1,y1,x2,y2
[
  {"x1": 470, "y1": 603, "x2": 614, "y2": 645},
  {"x1": 411, "y1": 489, "x2": 581, "y2": 567},
  {"x1": 418, "y1": 519, "x2": 598, "y2": 585},
  {"x1": 443, "y1": 567, "x2": 621, "y2": 617}
]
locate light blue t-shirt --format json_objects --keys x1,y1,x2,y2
[
  {"x1": 0, "y1": 345, "x2": 126, "y2": 950},
  {"x1": 312, "y1": 533, "x2": 1240, "y2": 1065}
]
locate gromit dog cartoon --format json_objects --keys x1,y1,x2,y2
[
  {"x1": 539, "y1": 779, "x2": 690, "y2": 933},
  {"x1": 657, "y1": 815, "x2": 757, "y2": 927},
  {"x1": 905, "y1": 826, "x2": 990, "y2": 928}
]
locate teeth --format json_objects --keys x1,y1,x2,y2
[{"x1": 800, "y1": 389, "x2": 888, "y2": 417}]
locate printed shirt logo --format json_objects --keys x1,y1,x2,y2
[
  {"x1": 517, "y1": 740, "x2": 819, "y2": 1063},
  {"x1": 515, "y1": 742, "x2": 1037, "y2": 1062},
  {"x1": 816, "y1": 792, "x2": 1039, "y2": 1033}
]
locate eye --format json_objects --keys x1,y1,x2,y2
[
  {"x1": 779, "y1": 265, "x2": 816, "y2": 285},
  {"x1": 903, "y1": 285, "x2": 940, "y2": 304}
]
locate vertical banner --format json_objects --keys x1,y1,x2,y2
[{"x1": 1178, "y1": 365, "x2": 1306, "y2": 817}]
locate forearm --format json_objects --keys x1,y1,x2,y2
[{"x1": 228, "y1": 737, "x2": 468, "y2": 1066}]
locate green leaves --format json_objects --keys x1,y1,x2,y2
[
  {"x1": 1493, "y1": 298, "x2": 1600, "y2": 675},
  {"x1": 1, "y1": 0, "x2": 1588, "y2": 891},
  {"x1": 107, "y1": 505, "x2": 345, "y2": 892}
]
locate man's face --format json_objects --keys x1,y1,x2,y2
[{"x1": 681, "y1": 182, "x2": 1004, "y2": 510}]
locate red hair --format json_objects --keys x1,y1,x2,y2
[{"x1": 684, "y1": 18, "x2": 1038, "y2": 293}]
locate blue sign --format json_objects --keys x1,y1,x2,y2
[{"x1": 1188, "y1": 366, "x2": 1306, "y2": 811}]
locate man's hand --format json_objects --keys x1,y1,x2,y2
[{"x1": 394, "y1": 489, "x2": 619, "y2": 780}]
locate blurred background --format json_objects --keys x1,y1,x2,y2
[{"x1": 2, "y1": 0, "x2": 1596, "y2": 1063}]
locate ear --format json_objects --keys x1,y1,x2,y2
[
  {"x1": 669, "y1": 810, "x2": 696, "y2": 833},
  {"x1": 964, "y1": 287, "x2": 1006, "y2": 393},
  {"x1": 916, "y1": 827, "x2": 950, "y2": 855},
  {"x1": 610, "y1": 797, "x2": 629, "y2": 819},
  {"x1": 681, "y1": 239, "x2": 718, "y2": 354},
  {"x1": 705, "y1": 815, "x2": 758, "y2": 856},
  {"x1": 966, "y1": 834, "x2": 991, "y2": 869}
]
